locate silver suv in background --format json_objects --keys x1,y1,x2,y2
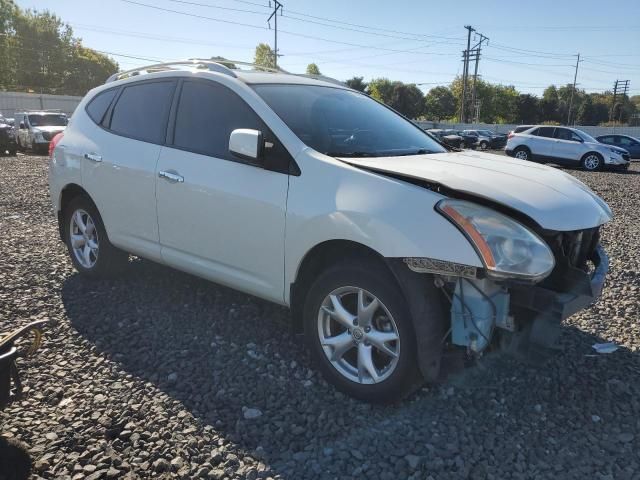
[
  {"x1": 16, "y1": 111, "x2": 68, "y2": 154},
  {"x1": 506, "y1": 125, "x2": 630, "y2": 171}
]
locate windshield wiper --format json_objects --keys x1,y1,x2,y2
[
  {"x1": 325, "y1": 151, "x2": 378, "y2": 158},
  {"x1": 391, "y1": 148, "x2": 436, "y2": 156}
]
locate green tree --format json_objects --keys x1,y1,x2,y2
[
  {"x1": 1, "y1": 5, "x2": 117, "y2": 94},
  {"x1": 345, "y1": 76, "x2": 367, "y2": 92},
  {"x1": 577, "y1": 95, "x2": 597, "y2": 125},
  {"x1": 306, "y1": 63, "x2": 321, "y2": 75},
  {"x1": 254, "y1": 43, "x2": 275, "y2": 70},
  {"x1": 515, "y1": 94, "x2": 539, "y2": 124},
  {"x1": 540, "y1": 86, "x2": 560, "y2": 122},
  {"x1": 367, "y1": 78, "x2": 394, "y2": 104},
  {"x1": 388, "y1": 82, "x2": 424, "y2": 118},
  {"x1": 424, "y1": 86, "x2": 455, "y2": 121}
]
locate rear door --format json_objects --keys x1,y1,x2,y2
[
  {"x1": 155, "y1": 79, "x2": 290, "y2": 303},
  {"x1": 81, "y1": 80, "x2": 176, "y2": 261},
  {"x1": 551, "y1": 127, "x2": 584, "y2": 164},
  {"x1": 528, "y1": 126, "x2": 555, "y2": 157}
]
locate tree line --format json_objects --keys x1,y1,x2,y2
[
  {"x1": 253, "y1": 44, "x2": 639, "y2": 126},
  {"x1": 0, "y1": 0, "x2": 118, "y2": 96}
]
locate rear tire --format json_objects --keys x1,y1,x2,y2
[
  {"x1": 513, "y1": 146, "x2": 531, "y2": 162},
  {"x1": 63, "y1": 195, "x2": 129, "y2": 278},
  {"x1": 581, "y1": 152, "x2": 602, "y2": 171},
  {"x1": 303, "y1": 260, "x2": 421, "y2": 403}
]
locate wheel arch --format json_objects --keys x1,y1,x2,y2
[
  {"x1": 57, "y1": 183, "x2": 97, "y2": 241},
  {"x1": 289, "y1": 239, "x2": 394, "y2": 332}
]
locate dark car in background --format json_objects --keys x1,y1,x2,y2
[
  {"x1": 427, "y1": 129, "x2": 466, "y2": 149},
  {"x1": 596, "y1": 134, "x2": 640, "y2": 159},
  {"x1": 0, "y1": 116, "x2": 17, "y2": 156}
]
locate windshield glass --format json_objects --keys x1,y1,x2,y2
[
  {"x1": 252, "y1": 85, "x2": 446, "y2": 157},
  {"x1": 573, "y1": 128, "x2": 597, "y2": 143},
  {"x1": 28, "y1": 114, "x2": 67, "y2": 127}
]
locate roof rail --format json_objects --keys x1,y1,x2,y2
[
  {"x1": 295, "y1": 74, "x2": 347, "y2": 88},
  {"x1": 105, "y1": 58, "x2": 283, "y2": 83}
]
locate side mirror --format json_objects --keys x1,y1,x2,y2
[
  {"x1": 229, "y1": 129, "x2": 263, "y2": 163},
  {"x1": 19, "y1": 122, "x2": 25, "y2": 129}
]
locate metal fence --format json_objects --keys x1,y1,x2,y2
[
  {"x1": 0, "y1": 92, "x2": 82, "y2": 118},
  {"x1": 416, "y1": 121, "x2": 640, "y2": 138}
]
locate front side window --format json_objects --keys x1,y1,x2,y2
[
  {"x1": 618, "y1": 136, "x2": 634, "y2": 146},
  {"x1": 109, "y1": 81, "x2": 175, "y2": 144},
  {"x1": 554, "y1": 128, "x2": 582, "y2": 142},
  {"x1": 252, "y1": 84, "x2": 446, "y2": 157},
  {"x1": 172, "y1": 80, "x2": 291, "y2": 169},
  {"x1": 28, "y1": 114, "x2": 67, "y2": 127},
  {"x1": 536, "y1": 127, "x2": 555, "y2": 138}
]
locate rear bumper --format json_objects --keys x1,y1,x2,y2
[{"x1": 505, "y1": 148, "x2": 515, "y2": 157}]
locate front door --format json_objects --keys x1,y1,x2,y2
[
  {"x1": 551, "y1": 127, "x2": 584, "y2": 164},
  {"x1": 156, "y1": 79, "x2": 290, "y2": 303}
]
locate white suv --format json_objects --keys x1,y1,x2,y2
[
  {"x1": 49, "y1": 60, "x2": 612, "y2": 402},
  {"x1": 506, "y1": 125, "x2": 630, "y2": 171}
]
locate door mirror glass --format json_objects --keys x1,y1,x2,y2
[{"x1": 229, "y1": 129, "x2": 263, "y2": 162}]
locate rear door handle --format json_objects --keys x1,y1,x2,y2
[
  {"x1": 158, "y1": 170, "x2": 184, "y2": 183},
  {"x1": 84, "y1": 153, "x2": 102, "y2": 162}
]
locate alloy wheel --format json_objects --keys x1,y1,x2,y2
[
  {"x1": 317, "y1": 286, "x2": 400, "y2": 385},
  {"x1": 69, "y1": 209, "x2": 99, "y2": 268},
  {"x1": 515, "y1": 150, "x2": 529, "y2": 160},
  {"x1": 584, "y1": 155, "x2": 600, "y2": 170}
]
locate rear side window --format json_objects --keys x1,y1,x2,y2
[
  {"x1": 536, "y1": 127, "x2": 555, "y2": 138},
  {"x1": 598, "y1": 136, "x2": 613, "y2": 143},
  {"x1": 109, "y1": 81, "x2": 175, "y2": 144},
  {"x1": 172, "y1": 80, "x2": 291, "y2": 170},
  {"x1": 86, "y1": 89, "x2": 117, "y2": 125}
]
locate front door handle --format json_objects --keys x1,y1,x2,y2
[
  {"x1": 84, "y1": 153, "x2": 102, "y2": 162},
  {"x1": 158, "y1": 170, "x2": 184, "y2": 183}
]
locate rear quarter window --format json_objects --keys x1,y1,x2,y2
[{"x1": 86, "y1": 89, "x2": 118, "y2": 125}]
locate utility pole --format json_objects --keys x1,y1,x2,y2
[
  {"x1": 567, "y1": 53, "x2": 580, "y2": 125},
  {"x1": 267, "y1": 0, "x2": 283, "y2": 68},
  {"x1": 610, "y1": 79, "x2": 630, "y2": 123},
  {"x1": 470, "y1": 33, "x2": 489, "y2": 123},
  {"x1": 460, "y1": 25, "x2": 474, "y2": 123}
]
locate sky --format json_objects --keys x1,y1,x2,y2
[{"x1": 15, "y1": 0, "x2": 640, "y2": 96}]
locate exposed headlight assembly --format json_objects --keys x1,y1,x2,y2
[{"x1": 436, "y1": 199, "x2": 555, "y2": 282}]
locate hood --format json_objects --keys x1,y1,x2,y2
[{"x1": 342, "y1": 150, "x2": 612, "y2": 232}]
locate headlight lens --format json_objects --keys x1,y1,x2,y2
[{"x1": 436, "y1": 199, "x2": 555, "y2": 281}]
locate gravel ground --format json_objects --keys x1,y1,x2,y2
[{"x1": 1, "y1": 153, "x2": 639, "y2": 480}]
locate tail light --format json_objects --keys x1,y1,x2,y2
[
  {"x1": 49, "y1": 132, "x2": 64, "y2": 158},
  {"x1": 507, "y1": 132, "x2": 514, "y2": 139}
]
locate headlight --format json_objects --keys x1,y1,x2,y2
[
  {"x1": 609, "y1": 148, "x2": 623, "y2": 156},
  {"x1": 436, "y1": 199, "x2": 555, "y2": 281}
]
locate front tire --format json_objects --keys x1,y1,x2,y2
[
  {"x1": 480, "y1": 140, "x2": 489, "y2": 150},
  {"x1": 581, "y1": 152, "x2": 602, "y2": 171},
  {"x1": 303, "y1": 261, "x2": 420, "y2": 403},
  {"x1": 63, "y1": 196, "x2": 128, "y2": 278}
]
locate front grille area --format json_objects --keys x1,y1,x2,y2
[{"x1": 539, "y1": 227, "x2": 600, "y2": 289}]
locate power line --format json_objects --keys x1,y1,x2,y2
[{"x1": 118, "y1": 0, "x2": 467, "y2": 57}]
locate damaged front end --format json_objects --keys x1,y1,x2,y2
[{"x1": 400, "y1": 201, "x2": 609, "y2": 377}]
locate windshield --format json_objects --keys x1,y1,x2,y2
[
  {"x1": 252, "y1": 85, "x2": 446, "y2": 157},
  {"x1": 28, "y1": 114, "x2": 67, "y2": 127},
  {"x1": 573, "y1": 128, "x2": 598, "y2": 143}
]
